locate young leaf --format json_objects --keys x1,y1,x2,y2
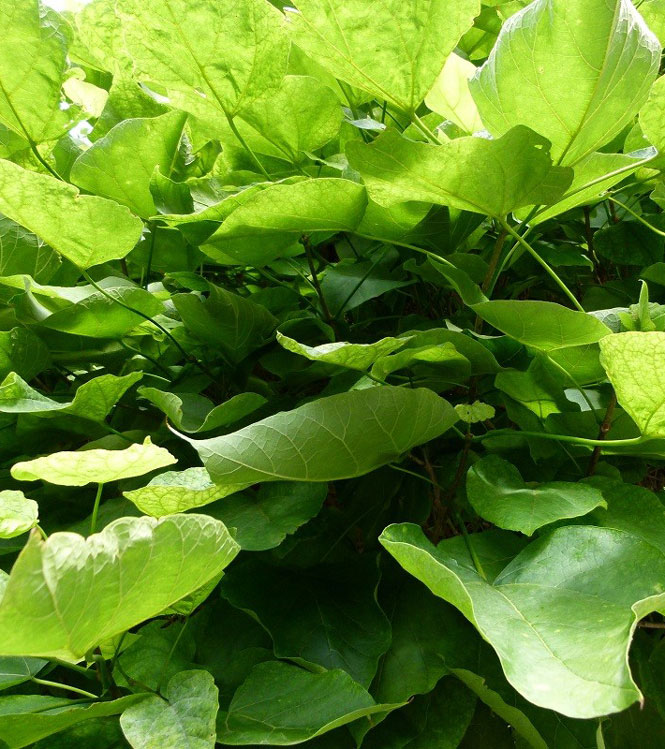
[
  {"x1": 11, "y1": 436, "x2": 177, "y2": 486},
  {"x1": 120, "y1": 670, "x2": 218, "y2": 749},
  {"x1": 277, "y1": 332, "x2": 406, "y2": 371},
  {"x1": 123, "y1": 467, "x2": 244, "y2": 516},
  {"x1": 466, "y1": 455, "x2": 606, "y2": 535},
  {"x1": 0, "y1": 514, "x2": 239, "y2": 659},
  {"x1": 0, "y1": 490, "x2": 38, "y2": 539},
  {"x1": 0, "y1": 160, "x2": 144, "y2": 268},
  {"x1": 470, "y1": 0, "x2": 661, "y2": 165},
  {"x1": 184, "y1": 386, "x2": 456, "y2": 486},
  {"x1": 217, "y1": 661, "x2": 403, "y2": 745},
  {"x1": 599, "y1": 331, "x2": 665, "y2": 438},
  {"x1": 70, "y1": 111, "x2": 187, "y2": 218},
  {"x1": 347, "y1": 126, "x2": 573, "y2": 218},
  {"x1": 287, "y1": 0, "x2": 480, "y2": 115},
  {"x1": 380, "y1": 516, "x2": 665, "y2": 718},
  {"x1": 455, "y1": 401, "x2": 496, "y2": 424}
]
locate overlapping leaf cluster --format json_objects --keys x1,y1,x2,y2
[{"x1": 1, "y1": 0, "x2": 665, "y2": 745}]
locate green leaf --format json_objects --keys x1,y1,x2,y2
[
  {"x1": 217, "y1": 661, "x2": 403, "y2": 745},
  {"x1": 0, "y1": 514, "x2": 239, "y2": 659},
  {"x1": 184, "y1": 386, "x2": 456, "y2": 486},
  {"x1": 371, "y1": 342, "x2": 471, "y2": 384},
  {"x1": 454, "y1": 401, "x2": 495, "y2": 424},
  {"x1": 380, "y1": 509, "x2": 665, "y2": 718},
  {"x1": 0, "y1": 160, "x2": 144, "y2": 268},
  {"x1": 200, "y1": 179, "x2": 367, "y2": 266},
  {"x1": 238, "y1": 75, "x2": 342, "y2": 162},
  {"x1": 123, "y1": 467, "x2": 243, "y2": 516},
  {"x1": 0, "y1": 657, "x2": 46, "y2": 692},
  {"x1": 70, "y1": 111, "x2": 187, "y2": 218},
  {"x1": 207, "y1": 481, "x2": 327, "y2": 550},
  {"x1": 287, "y1": 0, "x2": 480, "y2": 115},
  {"x1": 0, "y1": 217, "x2": 61, "y2": 284},
  {"x1": 173, "y1": 284, "x2": 277, "y2": 363},
  {"x1": 466, "y1": 455, "x2": 606, "y2": 535},
  {"x1": 599, "y1": 331, "x2": 665, "y2": 438},
  {"x1": 120, "y1": 670, "x2": 218, "y2": 749},
  {"x1": 277, "y1": 332, "x2": 406, "y2": 371},
  {"x1": 11, "y1": 436, "x2": 177, "y2": 486},
  {"x1": 138, "y1": 387, "x2": 266, "y2": 433},
  {"x1": 221, "y1": 557, "x2": 391, "y2": 685},
  {"x1": 0, "y1": 372, "x2": 141, "y2": 423},
  {"x1": 118, "y1": 0, "x2": 289, "y2": 126},
  {"x1": 474, "y1": 300, "x2": 611, "y2": 351},
  {"x1": 347, "y1": 127, "x2": 572, "y2": 218},
  {"x1": 0, "y1": 695, "x2": 145, "y2": 749},
  {"x1": 0, "y1": 490, "x2": 38, "y2": 538},
  {"x1": 0, "y1": 0, "x2": 69, "y2": 143},
  {"x1": 470, "y1": 0, "x2": 661, "y2": 165},
  {"x1": 0, "y1": 327, "x2": 49, "y2": 381},
  {"x1": 425, "y1": 52, "x2": 484, "y2": 134}
]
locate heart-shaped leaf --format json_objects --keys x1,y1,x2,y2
[{"x1": 0, "y1": 491, "x2": 38, "y2": 539}]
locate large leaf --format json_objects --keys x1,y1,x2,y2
[
  {"x1": 277, "y1": 332, "x2": 406, "y2": 371},
  {"x1": 599, "y1": 331, "x2": 665, "y2": 438},
  {"x1": 466, "y1": 455, "x2": 606, "y2": 535},
  {"x1": 0, "y1": 514, "x2": 239, "y2": 659},
  {"x1": 0, "y1": 490, "x2": 38, "y2": 539},
  {"x1": 287, "y1": 0, "x2": 480, "y2": 115},
  {"x1": 221, "y1": 558, "x2": 391, "y2": 685},
  {"x1": 470, "y1": 0, "x2": 661, "y2": 166},
  {"x1": 120, "y1": 670, "x2": 218, "y2": 749},
  {"x1": 217, "y1": 661, "x2": 403, "y2": 744},
  {"x1": 118, "y1": 0, "x2": 289, "y2": 127},
  {"x1": 11, "y1": 436, "x2": 176, "y2": 486},
  {"x1": 70, "y1": 111, "x2": 187, "y2": 218},
  {"x1": 0, "y1": 160, "x2": 143, "y2": 268},
  {"x1": 380, "y1": 487, "x2": 665, "y2": 718},
  {"x1": 0, "y1": 0, "x2": 68, "y2": 143},
  {"x1": 184, "y1": 386, "x2": 456, "y2": 486},
  {"x1": 347, "y1": 127, "x2": 572, "y2": 218}
]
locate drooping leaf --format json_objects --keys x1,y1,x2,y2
[
  {"x1": 0, "y1": 490, "x2": 38, "y2": 539},
  {"x1": 118, "y1": 0, "x2": 289, "y2": 126},
  {"x1": 0, "y1": 514, "x2": 239, "y2": 659},
  {"x1": 0, "y1": 160, "x2": 144, "y2": 268},
  {"x1": 347, "y1": 126, "x2": 572, "y2": 218},
  {"x1": 11, "y1": 436, "x2": 177, "y2": 486},
  {"x1": 599, "y1": 331, "x2": 665, "y2": 438},
  {"x1": 120, "y1": 670, "x2": 218, "y2": 749},
  {"x1": 277, "y1": 332, "x2": 406, "y2": 371},
  {"x1": 70, "y1": 111, "x2": 187, "y2": 218},
  {"x1": 138, "y1": 387, "x2": 266, "y2": 433},
  {"x1": 217, "y1": 661, "x2": 403, "y2": 745},
  {"x1": 470, "y1": 0, "x2": 661, "y2": 165},
  {"x1": 466, "y1": 455, "x2": 606, "y2": 535},
  {"x1": 0, "y1": 372, "x2": 141, "y2": 423},
  {"x1": 185, "y1": 386, "x2": 456, "y2": 486},
  {"x1": 287, "y1": 0, "x2": 481, "y2": 115},
  {"x1": 124, "y1": 467, "x2": 243, "y2": 516}
]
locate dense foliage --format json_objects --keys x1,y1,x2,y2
[{"x1": 2, "y1": 0, "x2": 665, "y2": 745}]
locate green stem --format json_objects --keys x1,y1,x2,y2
[
  {"x1": 49, "y1": 659, "x2": 94, "y2": 678},
  {"x1": 544, "y1": 354, "x2": 600, "y2": 422},
  {"x1": 606, "y1": 196, "x2": 665, "y2": 237},
  {"x1": 144, "y1": 222, "x2": 158, "y2": 289},
  {"x1": 31, "y1": 677, "x2": 98, "y2": 700},
  {"x1": 474, "y1": 429, "x2": 645, "y2": 448},
  {"x1": 499, "y1": 219, "x2": 585, "y2": 311},
  {"x1": 455, "y1": 511, "x2": 487, "y2": 580},
  {"x1": 90, "y1": 483, "x2": 104, "y2": 535},
  {"x1": 225, "y1": 113, "x2": 272, "y2": 180},
  {"x1": 410, "y1": 113, "x2": 440, "y2": 144}
]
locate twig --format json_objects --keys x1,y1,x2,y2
[
  {"x1": 301, "y1": 235, "x2": 338, "y2": 338},
  {"x1": 586, "y1": 393, "x2": 617, "y2": 477}
]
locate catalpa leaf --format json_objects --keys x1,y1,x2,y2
[
  {"x1": 0, "y1": 657, "x2": 46, "y2": 693},
  {"x1": 120, "y1": 670, "x2": 218, "y2": 749},
  {"x1": 0, "y1": 327, "x2": 49, "y2": 381},
  {"x1": 0, "y1": 514, "x2": 239, "y2": 659},
  {"x1": 118, "y1": 0, "x2": 289, "y2": 127},
  {"x1": 347, "y1": 126, "x2": 573, "y2": 218},
  {"x1": 470, "y1": 0, "x2": 661, "y2": 165},
  {"x1": 70, "y1": 111, "x2": 187, "y2": 218},
  {"x1": 0, "y1": 371, "x2": 141, "y2": 423},
  {"x1": 425, "y1": 52, "x2": 484, "y2": 134},
  {"x1": 123, "y1": 467, "x2": 244, "y2": 516},
  {"x1": 371, "y1": 342, "x2": 471, "y2": 384},
  {"x1": 287, "y1": 0, "x2": 480, "y2": 115},
  {"x1": 466, "y1": 455, "x2": 606, "y2": 535},
  {"x1": 184, "y1": 386, "x2": 456, "y2": 486},
  {"x1": 0, "y1": 160, "x2": 144, "y2": 268},
  {"x1": 11, "y1": 436, "x2": 176, "y2": 486},
  {"x1": 217, "y1": 661, "x2": 404, "y2": 745},
  {"x1": 455, "y1": 401, "x2": 496, "y2": 424},
  {"x1": 0, "y1": 490, "x2": 38, "y2": 539},
  {"x1": 599, "y1": 331, "x2": 665, "y2": 438},
  {"x1": 380, "y1": 490, "x2": 665, "y2": 719},
  {"x1": 277, "y1": 332, "x2": 406, "y2": 371}
]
